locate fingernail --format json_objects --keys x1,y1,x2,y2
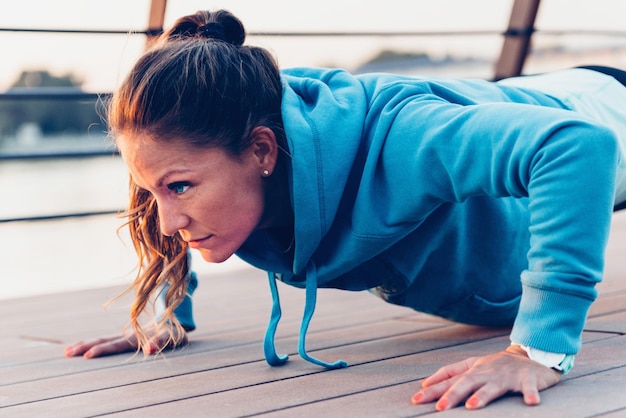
[
  {"x1": 466, "y1": 396, "x2": 480, "y2": 409},
  {"x1": 436, "y1": 398, "x2": 449, "y2": 411},
  {"x1": 411, "y1": 393, "x2": 422, "y2": 404}
]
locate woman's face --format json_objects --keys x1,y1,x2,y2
[{"x1": 118, "y1": 133, "x2": 271, "y2": 263}]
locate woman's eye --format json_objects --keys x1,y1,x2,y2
[{"x1": 167, "y1": 182, "x2": 190, "y2": 194}]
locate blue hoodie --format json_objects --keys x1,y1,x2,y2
[{"x1": 177, "y1": 68, "x2": 620, "y2": 369}]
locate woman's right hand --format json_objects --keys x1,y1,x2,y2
[{"x1": 64, "y1": 326, "x2": 188, "y2": 359}]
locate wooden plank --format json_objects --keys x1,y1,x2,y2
[
  {"x1": 1, "y1": 274, "x2": 434, "y2": 367},
  {"x1": 1, "y1": 287, "x2": 625, "y2": 417},
  {"x1": 586, "y1": 310, "x2": 626, "y2": 334},
  {"x1": 261, "y1": 344, "x2": 626, "y2": 418},
  {"x1": 493, "y1": 0, "x2": 541, "y2": 80},
  {"x1": 0, "y1": 313, "x2": 446, "y2": 387},
  {"x1": 0, "y1": 323, "x2": 506, "y2": 416},
  {"x1": 7, "y1": 294, "x2": 620, "y2": 418},
  {"x1": 100, "y1": 332, "x2": 625, "y2": 418},
  {"x1": 0, "y1": 291, "x2": 451, "y2": 386},
  {"x1": 7, "y1": 331, "x2": 612, "y2": 418},
  {"x1": 594, "y1": 409, "x2": 626, "y2": 418}
]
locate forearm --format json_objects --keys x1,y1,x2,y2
[{"x1": 512, "y1": 123, "x2": 618, "y2": 354}]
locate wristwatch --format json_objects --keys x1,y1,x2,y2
[{"x1": 513, "y1": 343, "x2": 575, "y2": 374}]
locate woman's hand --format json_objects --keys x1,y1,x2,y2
[
  {"x1": 411, "y1": 345, "x2": 562, "y2": 411},
  {"x1": 64, "y1": 326, "x2": 188, "y2": 359}
]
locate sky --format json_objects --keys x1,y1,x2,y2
[{"x1": 1, "y1": 0, "x2": 626, "y2": 91}]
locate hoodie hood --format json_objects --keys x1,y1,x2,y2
[{"x1": 280, "y1": 67, "x2": 368, "y2": 273}]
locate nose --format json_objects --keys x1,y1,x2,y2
[{"x1": 156, "y1": 198, "x2": 189, "y2": 237}]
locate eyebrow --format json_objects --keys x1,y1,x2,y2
[{"x1": 156, "y1": 169, "x2": 193, "y2": 188}]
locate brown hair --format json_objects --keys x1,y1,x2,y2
[{"x1": 108, "y1": 9, "x2": 285, "y2": 354}]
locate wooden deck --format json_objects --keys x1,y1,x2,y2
[{"x1": 3, "y1": 212, "x2": 626, "y2": 417}]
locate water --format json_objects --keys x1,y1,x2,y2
[
  {"x1": 0, "y1": 155, "x2": 250, "y2": 300},
  {"x1": 0, "y1": 155, "x2": 132, "y2": 299}
]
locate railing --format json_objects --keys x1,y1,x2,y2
[
  {"x1": 0, "y1": 210, "x2": 122, "y2": 224},
  {"x1": 0, "y1": 25, "x2": 509, "y2": 164},
  {"x1": 2, "y1": 0, "x2": 626, "y2": 224}
]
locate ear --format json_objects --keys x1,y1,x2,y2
[{"x1": 250, "y1": 126, "x2": 279, "y2": 174}]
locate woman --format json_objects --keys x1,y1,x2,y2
[{"x1": 65, "y1": 9, "x2": 626, "y2": 411}]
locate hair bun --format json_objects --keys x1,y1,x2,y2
[
  {"x1": 166, "y1": 10, "x2": 246, "y2": 46},
  {"x1": 211, "y1": 12, "x2": 246, "y2": 46},
  {"x1": 198, "y1": 22, "x2": 227, "y2": 42}
]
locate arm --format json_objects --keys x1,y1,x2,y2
[
  {"x1": 65, "y1": 270, "x2": 198, "y2": 358},
  {"x1": 377, "y1": 98, "x2": 619, "y2": 408},
  {"x1": 379, "y1": 99, "x2": 618, "y2": 353}
]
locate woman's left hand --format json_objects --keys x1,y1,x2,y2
[{"x1": 411, "y1": 345, "x2": 562, "y2": 411}]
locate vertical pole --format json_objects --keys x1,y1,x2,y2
[
  {"x1": 493, "y1": 0, "x2": 541, "y2": 80},
  {"x1": 145, "y1": 0, "x2": 168, "y2": 49}
]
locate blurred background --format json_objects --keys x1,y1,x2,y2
[{"x1": 1, "y1": 0, "x2": 625, "y2": 300}]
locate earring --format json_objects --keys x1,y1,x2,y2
[{"x1": 262, "y1": 169, "x2": 270, "y2": 176}]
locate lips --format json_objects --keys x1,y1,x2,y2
[{"x1": 187, "y1": 235, "x2": 212, "y2": 249}]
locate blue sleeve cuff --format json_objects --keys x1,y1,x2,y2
[
  {"x1": 157, "y1": 270, "x2": 198, "y2": 332},
  {"x1": 511, "y1": 275, "x2": 596, "y2": 354}
]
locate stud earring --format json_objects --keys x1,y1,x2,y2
[{"x1": 262, "y1": 169, "x2": 270, "y2": 176}]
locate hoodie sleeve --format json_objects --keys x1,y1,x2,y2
[
  {"x1": 156, "y1": 270, "x2": 198, "y2": 332},
  {"x1": 369, "y1": 92, "x2": 619, "y2": 355}
]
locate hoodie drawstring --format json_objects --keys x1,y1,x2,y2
[
  {"x1": 264, "y1": 271, "x2": 289, "y2": 366},
  {"x1": 299, "y1": 262, "x2": 348, "y2": 369},
  {"x1": 264, "y1": 266, "x2": 348, "y2": 369}
]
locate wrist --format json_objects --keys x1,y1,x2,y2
[{"x1": 510, "y1": 343, "x2": 575, "y2": 374}]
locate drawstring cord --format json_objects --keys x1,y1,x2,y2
[
  {"x1": 299, "y1": 262, "x2": 348, "y2": 369},
  {"x1": 264, "y1": 271, "x2": 289, "y2": 366},
  {"x1": 263, "y1": 266, "x2": 348, "y2": 369}
]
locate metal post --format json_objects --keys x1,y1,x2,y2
[
  {"x1": 145, "y1": 0, "x2": 167, "y2": 49},
  {"x1": 493, "y1": 0, "x2": 541, "y2": 80}
]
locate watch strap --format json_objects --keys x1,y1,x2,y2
[{"x1": 512, "y1": 343, "x2": 575, "y2": 374}]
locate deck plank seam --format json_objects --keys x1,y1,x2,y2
[
  {"x1": 0, "y1": 330, "x2": 512, "y2": 411},
  {"x1": 236, "y1": 377, "x2": 426, "y2": 418}
]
